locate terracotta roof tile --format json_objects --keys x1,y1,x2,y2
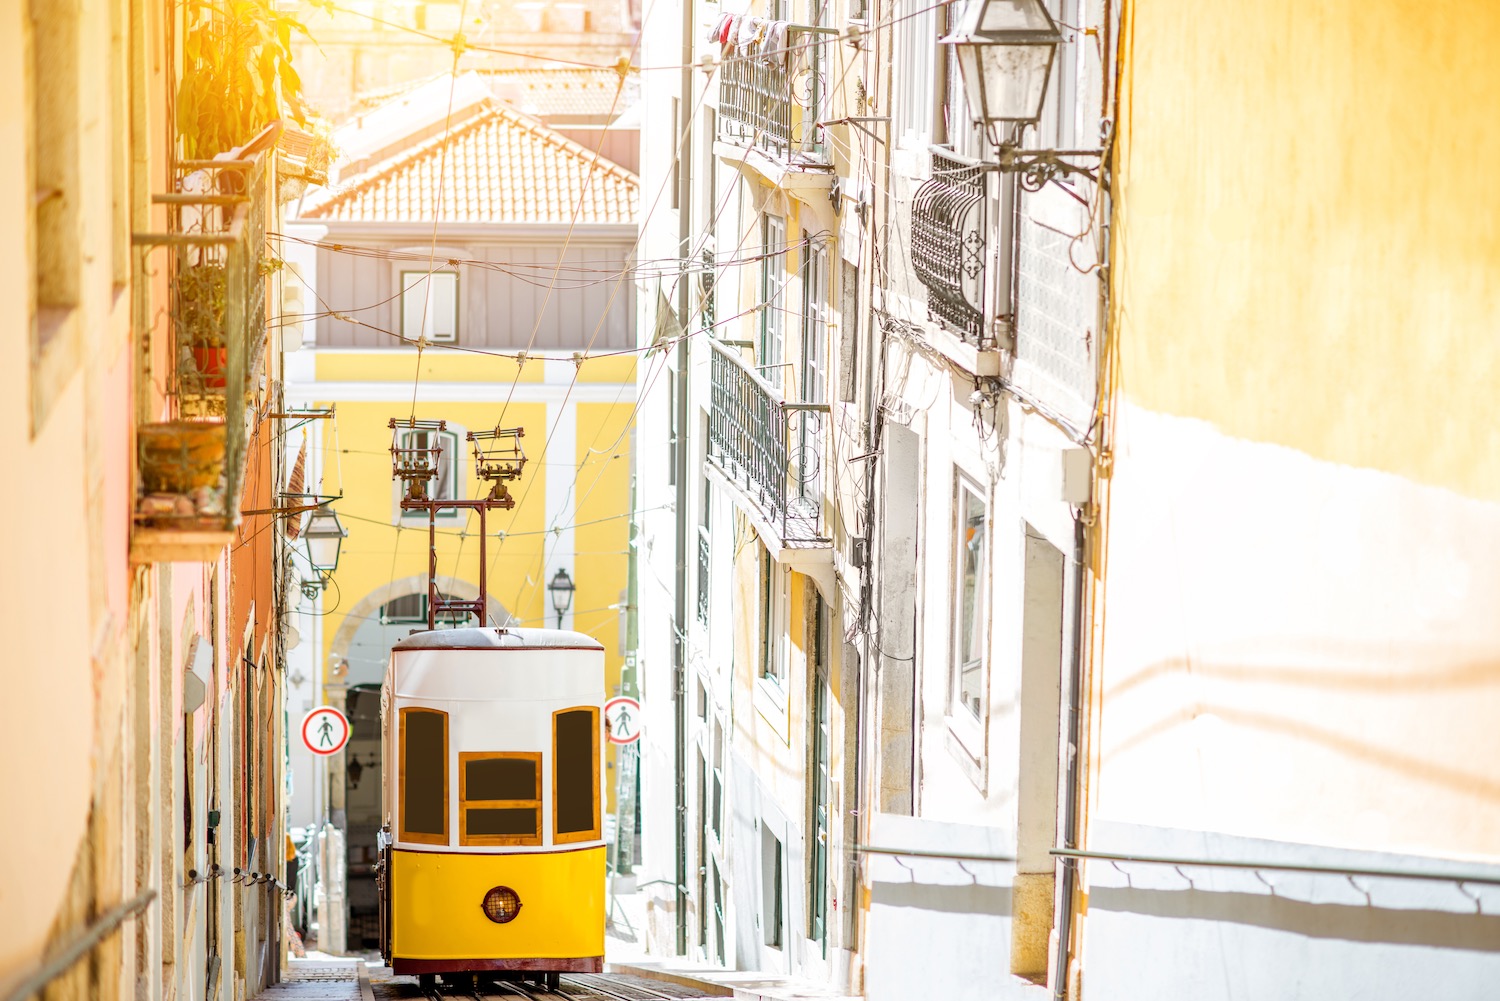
[{"x1": 304, "y1": 103, "x2": 639, "y2": 225}]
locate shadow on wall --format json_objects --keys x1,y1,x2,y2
[
  {"x1": 870, "y1": 880, "x2": 1012, "y2": 917},
  {"x1": 1091, "y1": 885, "x2": 1500, "y2": 950}
]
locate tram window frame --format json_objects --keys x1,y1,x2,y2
[
  {"x1": 553, "y1": 706, "x2": 602, "y2": 845},
  {"x1": 459, "y1": 751, "x2": 543, "y2": 847},
  {"x1": 398, "y1": 707, "x2": 449, "y2": 846}
]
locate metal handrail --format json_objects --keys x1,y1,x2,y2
[
  {"x1": 2, "y1": 890, "x2": 156, "y2": 1001},
  {"x1": 1052, "y1": 846, "x2": 1500, "y2": 887},
  {"x1": 854, "y1": 844, "x2": 1017, "y2": 863}
]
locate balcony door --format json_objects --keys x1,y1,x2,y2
[{"x1": 794, "y1": 238, "x2": 829, "y2": 516}]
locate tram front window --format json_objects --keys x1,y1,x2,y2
[{"x1": 460, "y1": 752, "x2": 541, "y2": 845}]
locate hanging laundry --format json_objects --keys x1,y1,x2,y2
[
  {"x1": 761, "y1": 20, "x2": 791, "y2": 67},
  {"x1": 737, "y1": 15, "x2": 763, "y2": 55},
  {"x1": 707, "y1": 12, "x2": 730, "y2": 44},
  {"x1": 722, "y1": 13, "x2": 740, "y2": 46}
]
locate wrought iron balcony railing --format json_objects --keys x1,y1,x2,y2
[
  {"x1": 707, "y1": 339, "x2": 830, "y2": 548},
  {"x1": 133, "y1": 153, "x2": 271, "y2": 555},
  {"x1": 717, "y1": 25, "x2": 836, "y2": 166},
  {"x1": 912, "y1": 148, "x2": 991, "y2": 346}
]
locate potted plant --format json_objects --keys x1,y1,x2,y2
[
  {"x1": 138, "y1": 421, "x2": 228, "y2": 496},
  {"x1": 180, "y1": 261, "x2": 228, "y2": 390}
]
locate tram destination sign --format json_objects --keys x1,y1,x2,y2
[{"x1": 301, "y1": 706, "x2": 351, "y2": 756}]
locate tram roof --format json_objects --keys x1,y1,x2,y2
[{"x1": 390, "y1": 626, "x2": 605, "y2": 652}]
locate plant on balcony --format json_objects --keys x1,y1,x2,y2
[
  {"x1": 177, "y1": 0, "x2": 311, "y2": 161},
  {"x1": 179, "y1": 261, "x2": 229, "y2": 391},
  {"x1": 137, "y1": 421, "x2": 229, "y2": 520}
]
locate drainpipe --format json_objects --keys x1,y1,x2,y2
[
  {"x1": 672, "y1": 0, "x2": 694, "y2": 956},
  {"x1": 1053, "y1": 513, "x2": 1086, "y2": 1000}
]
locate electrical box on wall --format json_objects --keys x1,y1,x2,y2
[{"x1": 1059, "y1": 447, "x2": 1093, "y2": 506}]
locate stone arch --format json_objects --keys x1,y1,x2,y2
[{"x1": 328, "y1": 574, "x2": 513, "y2": 687}]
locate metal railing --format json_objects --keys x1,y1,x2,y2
[
  {"x1": 717, "y1": 25, "x2": 836, "y2": 165},
  {"x1": 912, "y1": 147, "x2": 990, "y2": 346},
  {"x1": 2, "y1": 890, "x2": 156, "y2": 1001},
  {"x1": 133, "y1": 152, "x2": 270, "y2": 536},
  {"x1": 707, "y1": 339, "x2": 830, "y2": 547}
]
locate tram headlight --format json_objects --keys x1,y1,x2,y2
[{"x1": 481, "y1": 885, "x2": 522, "y2": 923}]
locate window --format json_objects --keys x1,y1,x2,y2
[
  {"x1": 759, "y1": 216, "x2": 786, "y2": 382},
  {"x1": 838, "y1": 261, "x2": 859, "y2": 404},
  {"x1": 553, "y1": 707, "x2": 601, "y2": 843},
  {"x1": 697, "y1": 478, "x2": 713, "y2": 625},
  {"x1": 798, "y1": 240, "x2": 830, "y2": 512},
  {"x1": 396, "y1": 428, "x2": 459, "y2": 505},
  {"x1": 670, "y1": 97, "x2": 681, "y2": 210},
  {"x1": 1039, "y1": 0, "x2": 1080, "y2": 153},
  {"x1": 761, "y1": 824, "x2": 784, "y2": 948},
  {"x1": 942, "y1": 1, "x2": 984, "y2": 158},
  {"x1": 894, "y1": 0, "x2": 939, "y2": 145},
  {"x1": 759, "y1": 545, "x2": 787, "y2": 688},
  {"x1": 459, "y1": 751, "x2": 541, "y2": 846},
  {"x1": 801, "y1": 239, "x2": 830, "y2": 405},
  {"x1": 953, "y1": 477, "x2": 988, "y2": 720},
  {"x1": 400, "y1": 270, "x2": 458, "y2": 342},
  {"x1": 808, "y1": 599, "x2": 831, "y2": 951},
  {"x1": 399, "y1": 708, "x2": 449, "y2": 845},
  {"x1": 380, "y1": 592, "x2": 474, "y2": 627}
]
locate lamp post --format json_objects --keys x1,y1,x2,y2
[
  {"x1": 941, "y1": 0, "x2": 1102, "y2": 188},
  {"x1": 302, "y1": 504, "x2": 347, "y2": 596},
  {"x1": 547, "y1": 568, "x2": 576, "y2": 629}
]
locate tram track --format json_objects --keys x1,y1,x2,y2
[{"x1": 389, "y1": 970, "x2": 719, "y2": 1001}]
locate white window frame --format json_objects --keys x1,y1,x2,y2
[
  {"x1": 759, "y1": 544, "x2": 788, "y2": 691},
  {"x1": 760, "y1": 215, "x2": 787, "y2": 381},
  {"x1": 894, "y1": 0, "x2": 940, "y2": 147},
  {"x1": 400, "y1": 269, "x2": 458, "y2": 343},
  {"x1": 951, "y1": 474, "x2": 989, "y2": 726}
]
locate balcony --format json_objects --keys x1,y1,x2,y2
[
  {"x1": 716, "y1": 25, "x2": 837, "y2": 176},
  {"x1": 912, "y1": 148, "x2": 993, "y2": 350},
  {"x1": 131, "y1": 154, "x2": 270, "y2": 563},
  {"x1": 706, "y1": 339, "x2": 831, "y2": 563}
]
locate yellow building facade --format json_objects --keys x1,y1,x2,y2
[{"x1": 1079, "y1": 1, "x2": 1500, "y2": 993}]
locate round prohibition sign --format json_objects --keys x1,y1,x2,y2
[
  {"x1": 604, "y1": 696, "x2": 642, "y2": 745},
  {"x1": 301, "y1": 706, "x2": 351, "y2": 756}
]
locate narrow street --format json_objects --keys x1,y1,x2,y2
[{"x1": 4, "y1": 2, "x2": 1500, "y2": 1001}]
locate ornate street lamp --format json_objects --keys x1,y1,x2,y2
[
  {"x1": 547, "y1": 568, "x2": 576, "y2": 629},
  {"x1": 941, "y1": 0, "x2": 1103, "y2": 188},
  {"x1": 302, "y1": 504, "x2": 347, "y2": 595},
  {"x1": 942, "y1": 0, "x2": 1061, "y2": 128}
]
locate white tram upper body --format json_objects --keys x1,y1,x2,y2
[{"x1": 378, "y1": 627, "x2": 606, "y2": 978}]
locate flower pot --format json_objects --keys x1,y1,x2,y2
[
  {"x1": 138, "y1": 421, "x2": 228, "y2": 494},
  {"x1": 191, "y1": 346, "x2": 229, "y2": 389}
]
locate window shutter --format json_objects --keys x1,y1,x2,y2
[{"x1": 431, "y1": 272, "x2": 458, "y2": 342}]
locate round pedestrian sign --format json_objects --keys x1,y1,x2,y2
[
  {"x1": 604, "y1": 696, "x2": 642, "y2": 745},
  {"x1": 301, "y1": 706, "x2": 351, "y2": 756}
]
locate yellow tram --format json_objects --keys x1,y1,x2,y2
[{"x1": 377, "y1": 626, "x2": 606, "y2": 991}]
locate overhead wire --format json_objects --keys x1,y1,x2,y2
[
  {"x1": 511, "y1": 0, "x2": 873, "y2": 622},
  {"x1": 294, "y1": 0, "x2": 920, "y2": 626}
]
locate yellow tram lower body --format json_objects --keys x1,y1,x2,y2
[{"x1": 387, "y1": 845, "x2": 605, "y2": 975}]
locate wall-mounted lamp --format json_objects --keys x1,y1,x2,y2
[
  {"x1": 942, "y1": 0, "x2": 1104, "y2": 188},
  {"x1": 301, "y1": 505, "x2": 347, "y2": 597},
  {"x1": 547, "y1": 568, "x2": 576, "y2": 629}
]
